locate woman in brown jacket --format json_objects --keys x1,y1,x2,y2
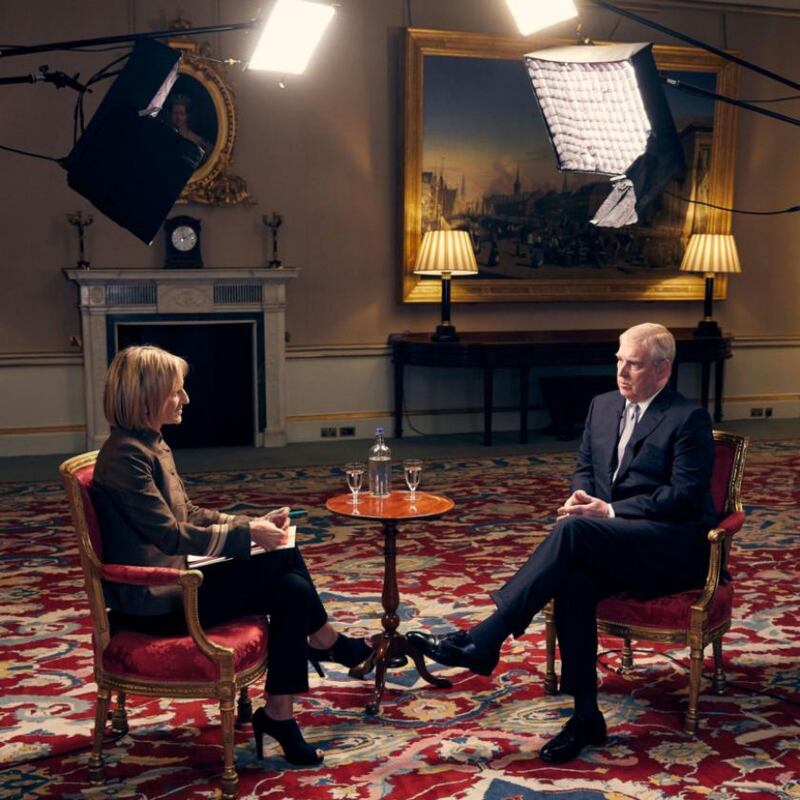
[{"x1": 91, "y1": 345, "x2": 370, "y2": 767}]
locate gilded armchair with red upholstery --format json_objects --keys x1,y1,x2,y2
[
  {"x1": 544, "y1": 430, "x2": 749, "y2": 734},
  {"x1": 60, "y1": 451, "x2": 269, "y2": 799}
]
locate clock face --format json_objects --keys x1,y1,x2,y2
[{"x1": 171, "y1": 225, "x2": 197, "y2": 252}]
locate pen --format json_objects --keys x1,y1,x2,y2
[{"x1": 289, "y1": 509, "x2": 307, "y2": 518}]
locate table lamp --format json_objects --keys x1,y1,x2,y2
[
  {"x1": 679, "y1": 233, "x2": 741, "y2": 337},
  {"x1": 413, "y1": 230, "x2": 478, "y2": 342}
]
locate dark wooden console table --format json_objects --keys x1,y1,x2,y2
[{"x1": 390, "y1": 329, "x2": 733, "y2": 446}]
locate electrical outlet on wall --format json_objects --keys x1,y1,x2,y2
[
  {"x1": 339, "y1": 426, "x2": 355, "y2": 437},
  {"x1": 320, "y1": 427, "x2": 337, "y2": 438}
]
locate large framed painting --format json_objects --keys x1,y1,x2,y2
[{"x1": 402, "y1": 29, "x2": 740, "y2": 303}]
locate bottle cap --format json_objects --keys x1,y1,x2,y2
[{"x1": 375, "y1": 427, "x2": 384, "y2": 435}]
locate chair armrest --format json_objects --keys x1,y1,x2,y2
[
  {"x1": 712, "y1": 511, "x2": 745, "y2": 538},
  {"x1": 100, "y1": 565, "x2": 234, "y2": 669},
  {"x1": 691, "y1": 514, "x2": 744, "y2": 616},
  {"x1": 101, "y1": 563, "x2": 188, "y2": 587},
  {"x1": 175, "y1": 569, "x2": 237, "y2": 668}
]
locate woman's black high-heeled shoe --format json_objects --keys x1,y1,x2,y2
[
  {"x1": 308, "y1": 633, "x2": 373, "y2": 677},
  {"x1": 252, "y1": 707, "x2": 323, "y2": 766}
]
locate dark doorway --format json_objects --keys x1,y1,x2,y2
[{"x1": 116, "y1": 323, "x2": 255, "y2": 448}]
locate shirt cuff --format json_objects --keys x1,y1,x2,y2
[{"x1": 607, "y1": 504, "x2": 615, "y2": 518}]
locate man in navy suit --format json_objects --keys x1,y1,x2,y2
[{"x1": 408, "y1": 323, "x2": 717, "y2": 763}]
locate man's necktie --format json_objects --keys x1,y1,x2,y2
[{"x1": 613, "y1": 403, "x2": 639, "y2": 481}]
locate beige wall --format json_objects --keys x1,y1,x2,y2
[{"x1": 1, "y1": 0, "x2": 799, "y2": 354}]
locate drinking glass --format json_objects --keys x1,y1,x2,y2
[
  {"x1": 403, "y1": 459, "x2": 422, "y2": 500},
  {"x1": 345, "y1": 462, "x2": 365, "y2": 504}
]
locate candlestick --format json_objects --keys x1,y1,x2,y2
[
  {"x1": 262, "y1": 212, "x2": 283, "y2": 269},
  {"x1": 67, "y1": 210, "x2": 94, "y2": 269}
]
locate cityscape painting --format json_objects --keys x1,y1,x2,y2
[{"x1": 401, "y1": 29, "x2": 740, "y2": 303}]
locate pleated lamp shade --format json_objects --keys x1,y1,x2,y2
[
  {"x1": 413, "y1": 230, "x2": 478, "y2": 276},
  {"x1": 680, "y1": 234, "x2": 742, "y2": 277}
]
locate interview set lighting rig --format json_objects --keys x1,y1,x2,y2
[
  {"x1": 1, "y1": 0, "x2": 797, "y2": 245},
  {"x1": 0, "y1": 0, "x2": 336, "y2": 244},
  {"x1": 505, "y1": 0, "x2": 800, "y2": 228}
]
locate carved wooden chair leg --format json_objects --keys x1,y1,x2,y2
[
  {"x1": 220, "y1": 695, "x2": 239, "y2": 800},
  {"x1": 110, "y1": 690, "x2": 128, "y2": 735},
  {"x1": 712, "y1": 638, "x2": 726, "y2": 694},
  {"x1": 685, "y1": 645, "x2": 703, "y2": 735},
  {"x1": 236, "y1": 686, "x2": 253, "y2": 726},
  {"x1": 620, "y1": 638, "x2": 634, "y2": 672},
  {"x1": 89, "y1": 687, "x2": 111, "y2": 784},
  {"x1": 543, "y1": 602, "x2": 557, "y2": 694}
]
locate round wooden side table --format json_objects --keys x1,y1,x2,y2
[{"x1": 326, "y1": 490, "x2": 454, "y2": 714}]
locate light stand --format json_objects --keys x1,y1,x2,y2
[
  {"x1": 0, "y1": 66, "x2": 89, "y2": 92},
  {"x1": 0, "y1": 22, "x2": 259, "y2": 60}
]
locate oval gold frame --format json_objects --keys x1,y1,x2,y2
[{"x1": 170, "y1": 46, "x2": 250, "y2": 206}]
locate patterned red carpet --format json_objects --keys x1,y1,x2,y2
[{"x1": 1, "y1": 441, "x2": 799, "y2": 799}]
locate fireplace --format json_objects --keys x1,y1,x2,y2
[
  {"x1": 66, "y1": 268, "x2": 297, "y2": 449},
  {"x1": 115, "y1": 319, "x2": 257, "y2": 448}
]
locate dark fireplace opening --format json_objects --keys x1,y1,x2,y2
[{"x1": 116, "y1": 322, "x2": 256, "y2": 448}]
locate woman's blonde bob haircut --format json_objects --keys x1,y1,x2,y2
[{"x1": 103, "y1": 345, "x2": 188, "y2": 430}]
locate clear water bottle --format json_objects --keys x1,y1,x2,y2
[{"x1": 368, "y1": 427, "x2": 391, "y2": 497}]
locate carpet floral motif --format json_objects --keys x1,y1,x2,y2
[{"x1": 0, "y1": 441, "x2": 798, "y2": 799}]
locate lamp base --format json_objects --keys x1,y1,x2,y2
[
  {"x1": 693, "y1": 319, "x2": 722, "y2": 337},
  {"x1": 432, "y1": 323, "x2": 459, "y2": 342}
]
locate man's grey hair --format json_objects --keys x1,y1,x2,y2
[{"x1": 620, "y1": 322, "x2": 675, "y2": 363}]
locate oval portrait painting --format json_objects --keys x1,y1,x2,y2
[{"x1": 160, "y1": 73, "x2": 219, "y2": 168}]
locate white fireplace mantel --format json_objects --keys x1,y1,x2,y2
[{"x1": 65, "y1": 268, "x2": 298, "y2": 449}]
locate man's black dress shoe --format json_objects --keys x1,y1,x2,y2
[
  {"x1": 539, "y1": 712, "x2": 607, "y2": 764},
  {"x1": 406, "y1": 630, "x2": 498, "y2": 676}
]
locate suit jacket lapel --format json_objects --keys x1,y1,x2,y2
[
  {"x1": 606, "y1": 394, "x2": 627, "y2": 481},
  {"x1": 614, "y1": 387, "x2": 672, "y2": 483}
]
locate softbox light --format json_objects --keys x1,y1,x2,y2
[
  {"x1": 63, "y1": 39, "x2": 203, "y2": 244},
  {"x1": 523, "y1": 42, "x2": 685, "y2": 227}
]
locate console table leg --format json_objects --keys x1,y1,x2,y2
[
  {"x1": 519, "y1": 366, "x2": 529, "y2": 444},
  {"x1": 701, "y1": 362, "x2": 711, "y2": 414},
  {"x1": 714, "y1": 358, "x2": 725, "y2": 422},
  {"x1": 393, "y1": 360, "x2": 404, "y2": 438},
  {"x1": 483, "y1": 367, "x2": 493, "y2": 446}
]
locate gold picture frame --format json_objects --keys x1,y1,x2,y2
[
  {"x1": 402, "y1": 28, "x2": 740, "y2": 303},
  {"x1": 163, "y1": 39, "x2": 250, "y2": 205}
]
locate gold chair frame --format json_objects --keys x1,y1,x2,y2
[
  {"x1": 60, "y1": 451, "x2": 268, "y2": 799},
  {"x1": 543, "y1": 431, "x2": 748, "y2": 734}
]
